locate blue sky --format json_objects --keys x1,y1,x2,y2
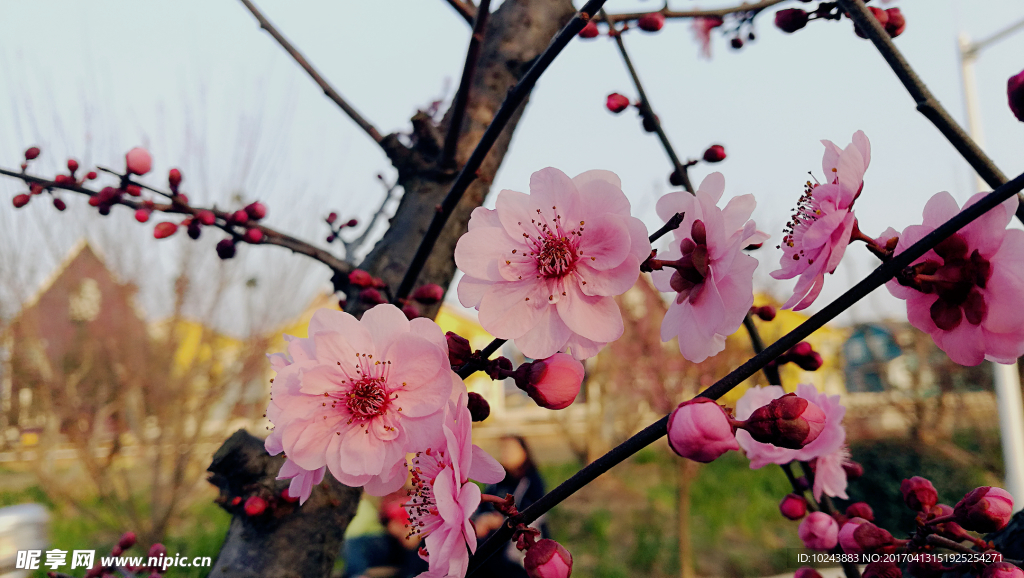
[{"x1": 1, "y1": 0, "x2": 1022, "y2": 332}]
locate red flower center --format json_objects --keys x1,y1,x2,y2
[
  {"x1": 536, "y1": 233, "x2": 579, "y2": 278},
  {"x1": 905, "y1": 234, "x2": 992, "y2": 331},
  {"x1": 346, "y1": 377, "x2": 390, "y2": 420}
]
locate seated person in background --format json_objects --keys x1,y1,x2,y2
[
  {"x1": 341, "y1": 491, "x2": 427, "y2": 578},
  {"x1": 472, "y1": 435, "x2": 549, "y2": 578}
]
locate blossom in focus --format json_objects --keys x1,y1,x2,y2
[
  {"x1": 264, "y1": 305, "x2": 458, "y2": 496},
  {"x1": 772, "y1": 131, "x2": 871, "y2": 311},
  {"x1": 798, "y1": 512, "x2": 839, "y2": 551},
  {"x1": 953, "y1": 486, "x2": 1014, "y2": 533},
  {"x1": 885, "y1": 191, "x2": 1024, "y2": 366},
  {"x1": 125, "y1": 147, "x2": 152, "y2": 175},
  {"x1": 455, "y1": 168, "x2": 650, "y2": 360},
  {"x1": 652, "y1": 173, "x2": 768, "y2": 362},
  {"x1": 667, "y1": 398, "x2": 740, "y2": 463},
  {"x1": 690, "y1": 16, "x2": 724, "y2": 59},
  {"x1": 735, "y1": 384, "x2": 848, "y2": 500},
  {"x1": 524, "y1": 539, "x2": 573, "y2": 578},
  {"x1": 406, "y1": 396, "x2": 505, "y2": 577}
]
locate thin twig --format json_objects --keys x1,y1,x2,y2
[
  {"x1": 0, "y1": 168, "x2": 351, "y2": 277},
  {"x1": 600, "y1": 0, "x2": 787, "y2": 23},
  {"x1": 238, "y1": 0, "x2": 385, "y2": 145},
  {"x1": 342, "y1": 179, "x2": 402, "y2": 263},
  {"x1": 440, "y1": 0, "x2": 492, "y2": 169},
  {"x1": 608, "y1": 17, "x2": 695, "y2": 195},
  {"x1": 835, "y1": 0, "x2": 1024, "y2": 222},
  {"x1": 443, "y1": 0, "x2": 476, "y2": 24},
  {"x1": 467, "y1": 170, "x2": 1024, "y2": 573},
  {"x1": 392, "y1": 0, "x2": 610, "y2": 304}
]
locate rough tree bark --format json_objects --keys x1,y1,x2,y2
[{"x1": 207, "y1": 1, "x2": 577, "y2": 576}]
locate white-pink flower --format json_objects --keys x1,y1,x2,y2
[
  {"x1": 455, "y1": 168, "x2": 651, "y2": 360},
  {"x1": 652, "y1": 173, "x2": 768, "y2": 363},
  {"x1": 265, "y1": 305, "x2": 457, "y2": 496},
  {"x1": 885, "y1": 191, "x2": 1024, "y2": 366},
  {"x1": 772, "y1": 131, "x2": 871, "y2": 311},
  {"x1": 735, "y1": 384, "x2": 848, "y2": 500},
  {"x1": 406, "y1": 396, "x2": 504, "y2": 577}
]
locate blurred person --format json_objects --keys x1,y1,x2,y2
[
  {"x1": 341, "y1": 491, "x2": 426, "y2": 578},
  {"x1": 472, "y1": 436, "x2": 548, "y2": 578}
]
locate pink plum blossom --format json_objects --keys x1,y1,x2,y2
[
  {"x1": 652, "y1": 172, "x2": 768, "y2": 363},
  {"x1": 667, "y1": 398, "x2": 740, "y2": 462},
  {"x1": 264, "y1": 305, "x2": 457, "y2": 496},
  {"x1": 772, "y1": 131, "x2": 871, "y2": 311},
  {"x1": 455, "y1": 168, "x2": 651, "y2": 360},
  {"x1": 690, "y1": 16, "x2": 723, "y2": 59},
  {"x1": 798, "y1": 511, "x2": 839, "y2": 551},
  {"x1": 276, "y1": 459, "x2": 326, "y2": 505},
  {"x1": 735, "y1": 384, "x2": 849, "y2": 500},
  {"x1": 885, "y1": 191, "x2": 1024, "y2": 366},
  {"x1": 406, "y1": 396, "x2": 505, "y2": 577}
]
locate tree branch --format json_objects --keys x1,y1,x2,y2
[
  {"x1": 444, "y1": 0, "x2": 476, "y2": 24},
  {"x1": 391, "y1": 0, "x2": 610, "y2": 303},
  {"x1": 0, "y1": 168, "x2": 352, "y2": 279},
  {"x1": 237, "y1": 0, "x2": 386, "y2": 147},
  {"x1": 609, "y1": 20, "x2": 695, "y2": 195},
  {"x1": 467, "y1": 170, "x2": 1024, "y2": 574},
  {"x1": 440, "y1": 0, "x2": 492, "y2": 169},
  {"x1": 834, "y1": 0, "x2": 1024, "y2": 222},
  {"x1": 601, "y1": 0, "x2": 787, "y2": 23}
]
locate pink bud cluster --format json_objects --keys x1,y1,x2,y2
[
  {"x1": 767, "y1": 341, "x2": 824, "y2": 372},
  {"x1": 774, "y1": 4, "x2": 905, "y2": 39},
  {"x1": 344, "y1": 268, "x2": 443, "y2": 318},
  {"x1": 12, "y1": 147, "x2": 98, "y2": 212},
  {"x1": 324, "y1": 210, "x2": 359, "y2": 243}
]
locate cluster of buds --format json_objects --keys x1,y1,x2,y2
[
  {"x1": 767, "y1": 341, "x2": 824, "y2": 371},
  {"x1": 344, "y1": 269, "x2": 442, "y2": 318},
  {"x1": 216, "y1": 481, "x2": 302, "y2": 521},
  {"x1": 64, "y1": 533, "x2": 168, "y2": 578},
  {"x1": 324, "y1": 211, "x2": 359, "y2": 244},
  {"x1": 774, "y1": 2, "x2": 905, "y2": 39},
  {"x1": 668, "y1": 393, "x2": 828, "y2": 463},
  {"x1": 12, "y1": 147, "x2": 97, "y2": 211}
]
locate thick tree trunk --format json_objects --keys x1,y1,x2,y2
[{"x1": 207, "y1": 2, "x2": 577, "y2": 576}]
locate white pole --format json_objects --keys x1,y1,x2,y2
[{"x1": 957, "y1": 28, "x2": 1024, "y2": 510}]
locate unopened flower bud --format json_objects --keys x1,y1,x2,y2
[
  {"x1": 216, "y1": 239, "x2": 237, "y2": 259},
  {"x1": 798, "y1": 511, "x2": 838, "y2": 551},
  {"x1": 702, "y1": 144, "x2": 727, "y2": 163},
  {"x1": 401, "y1": 302, "x2": 421, "y2": 319},
  {"x1": 838, "y1": 518, "x2": 894, "y2": 554},
  {"x1": 900, "y1": 476, "x2": 938, "y2": 512},
  {"x1": 446, "y1": 332, "x2": 473, "y2": 368},
  {"x1": 486, "y1": 356, "x2": 513, "y2": 381},
  {"x1": 742, "y1": 393, "x2": 827, "y2": 449},
  {"x1": 884, "y1": 8, "x2": 905, "y2": 37},
  {"x1": 1009, "y1": 68, "x2": 1024, "y2": 123},
  {"x1": 24, "y1": 146, "x2": 41, "y2": 160},
  {"x1": 731, "y1": 37, "x2": 744, "y2": 49},
  {"x1": 780, "y1": 493, "x2": 808, "y2": 520},
  {"x1": 412, "y1": 283, "x2": 445, "y2": 304},
  {"x1": 843, "y1": 461, "x2": 865, "y2": 480},
  {"x1": 669, "y1": 170, "x2": 685, "y2": 187},
  {"x1": 516, "y1": 353, "x2": 584, "y2": 410},
  {"x1": 863, "y1": 561, "x2": 902, "y2": 578},
  {"x1": 524, "y1": 539, "x2": 573, "y2": 578},
  {"x1": 187, "y1": 220, "x2": 202, "y2": 240},
  {"x1": 53, "y1": 198, "x2": 66, "y2": 211},
  {"x1": 854, "y1": 7, "x2": 888, "y2": 39},
  {"x1": 668, "y1": 398, "x2": 740, "y2": 462},
  {"x1": 168, "y1": 168, "x2": 182, "y2": 188},
  {"x1": 348, "y1": 269, "x2": 374, "y2": 288},
  {"x1": 125, "y1": 147, "x2": 152, "y2": 175},
  {"x1": 953, "y1": 486, "x2": 1014, "y2": 533},
  {"x1": 244, "y1": 496, "x2": 267, "y2": 516},
  {"x1": 637, "y1": 12, "x2": 665, "y2": 32},
  {"x1": 467, "y1": 392, "x2": 491, "y2": 422},
  {"x1": 67, "y1": 159, "x2": 79, "y2": 173},
  {"x1": 983, "y1": 563, "x2": 1024, "y2": 578},
  {"x1": 148, "y1": 543, "x2": 167, "y2": 559},
  {"x1": 795, "y1": 568, "x2": 823, "y2": 578},
  {"x1": 846, "y1": 502, "x2": 874, "y2": 521},
  {"x1": 642, "y1": 113, "x2": 659, "y2": 132},
  {"x1": 346, "y1": 218, "x2": 358, "y2": 227},
  {"x1": 118, "y1": 532, "x2": 137, "y2": 550},
  {"x1": 579, "y1": 20, "x2": 599, "y2": 38},
  {"x1": 359, "y1": 288, "x2": 387, "y2": 305},
  {"x1": 245, "y1": 201, "x2": 267, "y2": 220},
  {"x1": 327, "y1": 212, "x2": 338, "y2": 224},
  {"x1": 243, "y1": 228, "x2": 264, "y2": 244},
  {"x1": 12, "y1": 194, "x2": 31, "y2": 208},
  {"x1": 794, "y1": 476, "x2": 811, "y2": 492},
  {"x1": 606, "y1": 93, "x2": 630, "y2": 114},
  {"x1": 135, "y1": 209, "x2": 151, "y2": 223},
  {"x1": 753, "y1": 305, "x2": 776, "y2": 321},
  {"x1": 775, "y1": 9, "x2": 809, "y2": 33},
  {"x1": 793, "y1": 351, "x2": 824, "y2": 371},
  {"x1": 154, "y1": 222, "x2": 179, "y2": 239},
  {"x1": 86, "y1": 171, "x2": 98, "y2": 180},
  {"x1": 53, "y1": 174, "x2": 73, "y2": 185},
  {"x1": 196, "y1": 210, "x2": 216, "y2": 226},
  {"x1": 231, "y1": 210, "x2": 249, "y2": 225},
  {"x1": 110, "y1": 545, "x2": 123, "y2": 557},
  {"x1": 126, "y1": 184, "x2": 142, "y2": 197}
]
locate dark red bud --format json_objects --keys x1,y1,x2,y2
[
  {"x1": 775, "y1": 8, "x2": 809, "y2": 33},
  {"x1": 86, "y1": 171, "x2": 97, "y2": 180},
  {"x1": 467, "y1": 392, "x2": 490, "y2": 422},
  {"x1": 579, "y1": 20, "x2": 600, "y2": 38},
  {"x1": 12, "y1": 194, "x2": 31, "y2": 208},
  {"x1": 154, "y1": 222, "x2": 179, "y2": 239},
  {"x1": 742, "y1": 393, "x2": 826, "y2": 449},
  {"x1": 669, "y1": 170, "x2": 685, "y2": 187},
  {"x1": 755, "y1": 305, "x2": 777, "y2": 321},
  {"x1": 243, "y1": 228, "x2": 264, "y2": 244},
  {"x1": 703, "y1": 144, "x2": 727, "y2": 163},
  {"x1": 884, "y1": 8, "x2": 905, "y2": 37},
  {"x1": 216, "y1": 239, "x2": 237, "y2": 259},
  {"x1": 348, "y1": 269, "x2": 374, "y2": 288},
  {"x1": 606, "y1": 93, "x2": 631, "y2": 113},
  {"x1": 731, "y1": 37, "x2": 744, "y2": 49},
  {"x1": 637, "y1": 12, "x2": 665, "y2": 32},
  {"x1": 412, "y1": 283, "x2": 445, "y2": 304},
  {"x1": 245, "y1": 201, "x2": 267, "y2": 220},
  {"x1": 53, "y1": 198, "x2": 66, "y2": 211},
  {"x1": 446, "y1": 332, "x2": 473, "y2": 368},
  {"x1": 900, "y1": 477, "x2": 938, "y2": 512},
  {"x1": 843, "y1": 461, "x2": 865, "y2": 480},
  {"x1": 346, "y1": 218, "x2": 358, "y2": 227},
  {"x1": 846, "y1": 502, "x2": 874, "y2": 521},
  {"x1": 187, "y1": 221, "x2": 202, "y2": 240},
  {"x1": 231, "y1": 210, "x2": 249, "y2": 225},
  {"x1": 359, "y1": 288, "x2": 386, "y2": 305},
  {"x1": 118, "y1": 532, "x2": 137, "y2": 550},
  {"x1": 24, "y1": 146, "x2": 41, "y2": 160},
  {"x1": 642, "y1": 113, "x2": 659, "y2": 132},
  {"x1": 401, "y1": 303, "x2": 421, "y2": 319},
  {"x1": 168, "y1": 168, "x2": 182, "y2": 188},
  {"x1": 244, "y1": 496, "x2": 267, "y2": 516},
  {"x1": 67, "y1": 159, "x2": 79, "y2": 173},
  {"x1": 327, "y1": 212, "x2": 338, "y2": 224},
  {"x1": 1009, "y1": 68, "x2": 1024, "y2": 123}
]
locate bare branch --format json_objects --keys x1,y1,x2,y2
[
  {"x1": 601, "y1": 0, "x2": 787, "y2": 23},
  {"x1": 0, "y1": 168, "x2": 351, "y2": 280},
  {"x1": 444, "y1": 0, "x2": 476, "y2": 24},
  {"x1": 440, "y1": 0, "x2": 492, "y2": 169},
  {"x1": 835, "y1": 0, "x2": 1024, "y2": 222},
  {"x1": 237, "y1": 0, "x2": 386, "y2": 146}
]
